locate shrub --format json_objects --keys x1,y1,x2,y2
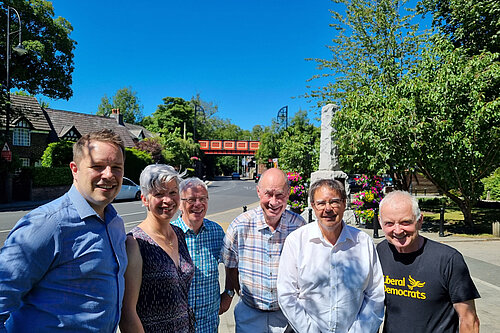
[
  {"x1": 24, "y1": 167, "x2": 73, "y2": 187},
  {"x1": 482, "y1": 167, "x2": 500, "y2": 201},
  {"x1": 124, "y1": 147, "x2": 153, "y2": 183},
  {"x1": 41, "y1": 141, "x2": 74, "y2": 167}
]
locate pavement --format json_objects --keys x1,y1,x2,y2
[
  {"x1": 2, "y1": 199, "x2": 500, "y2": 332},
  {"x1": 207, "y1": 204, "x2": 500, "y2": 333}
]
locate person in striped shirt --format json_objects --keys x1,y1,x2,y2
[
  {"x1": 221, "y1": 168, "x2": 306, "y2": 333},
  {"x1": 171, "y1": 177, "x2": 226, "y2": 333}
]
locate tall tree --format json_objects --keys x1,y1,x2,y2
[
  {"x1": 97, "y1": 87, "x2": 143, "y2": 124},
  {"x1": 305, "y1": 0, "x2": 428, "y2": 106},
  {"x1": 417, "y1": 0, "x2": 500, "y2": 54},
  {"x1": 143, "y1": 97, "x2": 193, "y2": 137},
  {"x1": 0, "y1": 1, "x2": 75, "y2": 99}
]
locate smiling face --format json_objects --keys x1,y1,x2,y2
[
  {"x1": 180, "y1": 185, "x2": 209, "y2": 232},
  {"x1": 379, "y1": 195, "x2": 423, "y2": 253},
  {"x1": 257, "y1": 168, "x2": 290, "y2": 225},
  {"x1": 70, "y1": 140, "x2": 124, "y2": 217},
  {"x1": 311, "y1": 185, "x2": 346, "y2": 235},
  {"x1": 143, "y1": 179, "x2": 180, "y2": 222}
]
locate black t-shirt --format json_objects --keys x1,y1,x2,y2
[{"x1": 376, "y1": 238, "x2": 480, "y2": 333}]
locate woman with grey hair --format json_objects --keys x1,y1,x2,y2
[{"x1": 120, "y1": 164, "x2": 195, "y2": 333}]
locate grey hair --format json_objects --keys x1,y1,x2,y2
[
  {"x1": 139, "y1": 164, "x2": 186, "y2": 197},
  {"x1": 309, "y1": 179, "x2": 347, "y2": 202},
  {"x1": 179, "y1": 177, "x2": 208, "y2": 195},
  {"x1": 379, "y1": 190, "x2": 421, "y2": 220}
]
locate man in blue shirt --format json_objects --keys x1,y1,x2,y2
[
  {"x1": 171, "y1": 177, "x2": 227, "y2": 333},
  {"x1": 0, "y1": 129, "x2": 128, "y2": 332}
]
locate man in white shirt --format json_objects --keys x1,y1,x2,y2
[{"x1": 277, "y1": 179, "x2": 384, "y2": 333}]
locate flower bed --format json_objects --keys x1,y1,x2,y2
[{"x1": 352, "y1": 175, "x2": 384, "y2": 224}]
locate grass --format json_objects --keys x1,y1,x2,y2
[{"x1": 421, "y1": 205, "x2": 499, "y2": 236}]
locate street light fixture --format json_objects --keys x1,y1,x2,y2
[{"x1": 5, "y1": 6, "x2": 27, "y2": 144}]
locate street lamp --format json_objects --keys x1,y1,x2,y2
[
  {"x1": 5, "y1": 6, "x2": 27, "y2": 144},
  {"x1": 193, "y1": 104, "x2": 204, "y2": 142}
]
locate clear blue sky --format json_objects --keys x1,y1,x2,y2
[{"x1": 44, "y1": 0, "x2": 336, "y2": 131}]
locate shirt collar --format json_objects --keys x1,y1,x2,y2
[
  {"x1": 310, "y1": 220, "x2": 354, "y2": 246},
  {"x1": 67, "y1": 185, "x2": 117, "y2": 224},
  {"x1": 256, "y1": 206, "x2": 287, "y2": 233},
  {"x1": 175, "y1": 216, "x2": 206, "y2": 234}
]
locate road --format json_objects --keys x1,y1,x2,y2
[{"x1": 0, "y1": 177, "x2": 259, "y2": 245}]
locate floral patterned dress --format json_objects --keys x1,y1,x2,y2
[{"x1": 129, "y1": 225, "x2": 195, "y2": 333}]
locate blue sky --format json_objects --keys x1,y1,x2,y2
[{"x1": 44, "y1": 0, "x2": 336, "y2": 131}]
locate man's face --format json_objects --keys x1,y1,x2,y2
[
  {"x1": 311, "y1": 186, "x2": 346, "y2": 233},
  {"x1": 70, "y1": 141, "x2": 124, "y2": 216},
  {"x1": 142, "y1": 179, "x2": 180, "y2": 222},
  {"x1": 379, "y1": 196, "x2": 423, "y2": 253},
  {"x1": 180, "y1": 185, "x2": 209, "y2": 227},
  {"x1": 257, "y1": 170, "x2": 289, "y2": 224}
]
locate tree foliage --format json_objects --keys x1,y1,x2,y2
[
  {"x1": 97, "y1": 87, "x2": 143, "y2": 124},
  {"x1": 40, "y1": 140, "x2": 74, "y2": 167},
  {"x1": 306, "y1": 0, "x2": 428, "y2": 106},
  {"x1": 417, "y1": 0, "x2": 500, "y2": 54},
  {"x1": 333, "y1": 38, "x2": 500, "y2": 227},
  {"x1": 143, "y1": 97, "x2": 193, "y2": 138},
  {"x1": 0, "y1": 0, "x2": 76, "y2": 100},
  {"x1": 256, "y1": 111, "x2": 320, "y2": 181}
]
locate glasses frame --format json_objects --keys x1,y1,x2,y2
[{"x1": 181, "y1": 197, "x2": 209, "y2": 205}]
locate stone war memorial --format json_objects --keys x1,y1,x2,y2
[{"x1": 303, "y1": 103, "x2": 356, "y2": 224}]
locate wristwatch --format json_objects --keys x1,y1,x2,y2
[{"x1": 224, "y1": 289, "x2": 235, "y2": 297}]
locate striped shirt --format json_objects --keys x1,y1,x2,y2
[
  {"x1": 171, "y1": 217, "x2": 225, "y2": 333},
  {"x1": 221, "y1": 206, "x2": 306, "y2": 311}
]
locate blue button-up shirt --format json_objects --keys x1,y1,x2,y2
[
  {"x1": 171, "y1": 217, "x2": 225, "y2": 333},
  {"x1": 0, "y1": 185, "x2": 128, "y2": 332}
]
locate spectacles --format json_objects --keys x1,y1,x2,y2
[
  {"x1": 181, "y1": 197, "x2": 209, "y2": 204},
  {"x1": 314, "y1": 198, "x2": 343, "y2": 210}
]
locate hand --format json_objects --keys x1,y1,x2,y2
[{"x1": 218, "y1": 292, "x2": 233, "y2": 315}]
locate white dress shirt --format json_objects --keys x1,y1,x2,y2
[{"x1": 277, "y1": 221, "x2": 384, "y2": 333}]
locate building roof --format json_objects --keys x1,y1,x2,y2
[
  {"x1": 0, "y1": 95, "x2": 52, "y2": 131},
  {"x1": 44, "y1": 108, "x2": 155, "y2": 148}
]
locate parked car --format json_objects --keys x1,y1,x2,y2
[
  {"x1": 115, "y1": 177, "x2": 141, "y2": 201},
  {"x1": 254, "y1": 173, "x2": 261, "y2": 183},
  {"x1": 347, "y1": 174, "x2": 362, "y2": 193},
  {"x1": 231, "y1": 172, "x2": 241, "y2": 180}
]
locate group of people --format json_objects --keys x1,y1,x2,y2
[{"x1": 0, "y1": 129, "x2": 480, "y2": 333}]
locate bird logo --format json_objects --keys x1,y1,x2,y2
[{"x1": 408, "y1": 275, "x2": 425, "y2": 290}]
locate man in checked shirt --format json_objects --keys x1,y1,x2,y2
[
  {"x1": 221, "y1": 168, "x2": 306, "y2": 332},
  {"x1": 171, "y1": 177, "x2": 227, "y2": 333}
]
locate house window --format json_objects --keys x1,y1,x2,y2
[
  {"x1": 62, "y1": 129, "x2": 79, "y2": 141},
  {"x1": 19, "y1": 157, "x2": 30, "y2": 167},
  {"x1": 13, "y1": 120, "x2": 31, "y2": 147}
]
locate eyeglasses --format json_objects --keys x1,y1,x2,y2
[
  {"x1": 181, "y1": 197, "x2": 209, "y2": 204},
  {"x1": 314, "y1": 198, "x2": 343, "y2": 210}
]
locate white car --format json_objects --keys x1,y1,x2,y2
[{"x1": 115, "y1": 177, "x2": 141, "y2": 201}]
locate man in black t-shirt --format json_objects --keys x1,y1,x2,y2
[{"x1": 377, "y1": 191, "x2": 480, "y2": 333}]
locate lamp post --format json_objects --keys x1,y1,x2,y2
[
  {"x1": 193, "y1": 104, "x2": 204, "y2": 142},
  {"x1": 5, "y1": 6, "x2": 27, "y2": 144}
]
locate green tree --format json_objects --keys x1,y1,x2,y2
[
  {"x1": 0, "y1": 1, "x2": 75, "y2": 100},
  {"x1": 305, "y1": 0, "x2": 428, "y2": 106},
  {"x1": 333, "y1": 38, "x2": 500, "y2": 228},
  {"x1": 417, "y1": 0, "x2": 500, "y2": 54},
  {"x1": 143, "y1": 97, "x2": 193, "y2": 138},
  {"x1": 97, "y1": 87, "x2": 143, "y2": 124}
]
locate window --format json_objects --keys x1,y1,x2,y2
[
  {"x1": 13, "y1": 120, "x2": 31, "y2": 147},
  {"x1": 62, "y1": 128, "x2": 80, "y2": 141},
  {"x1": 19, "y1": 158, "x2": 30, "y2": 167}
]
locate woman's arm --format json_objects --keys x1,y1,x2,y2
[{"x1": 119, "y1": 235, "x2": 145, "y2": 333}]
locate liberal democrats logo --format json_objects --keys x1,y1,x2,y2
[{"x1": 384, "y1": 275, "x2": 426, "y2": 300}]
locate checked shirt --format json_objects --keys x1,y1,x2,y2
[
  {"x1": 221, "y1": 206, "x2": 305, "y2": 311},
  {"x1": 171, "y1": 217, "x2": 225, "y2": 333}
]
